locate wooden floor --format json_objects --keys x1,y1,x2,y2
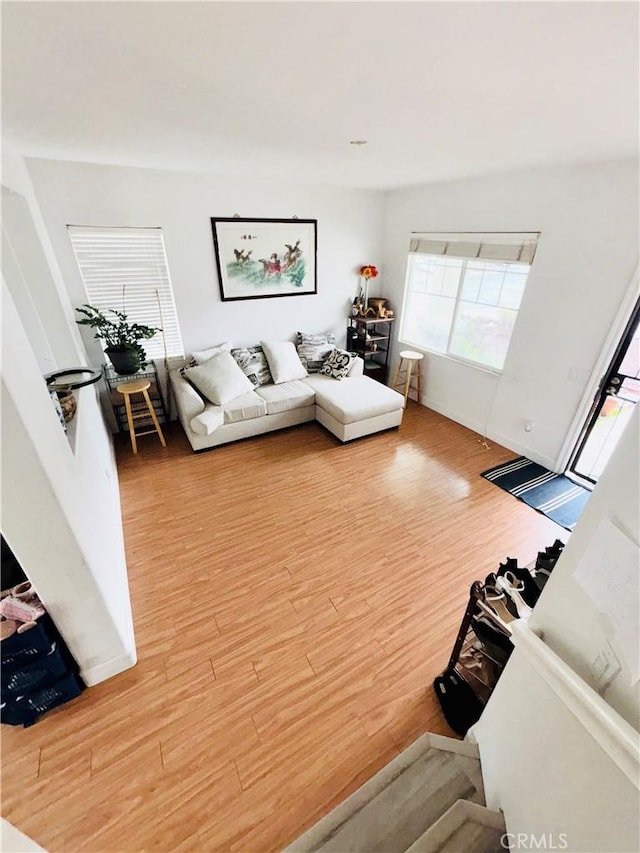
[{"x1": 1, "y1": 404, "x2": 563, "y2": 852}]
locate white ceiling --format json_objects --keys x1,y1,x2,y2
[{"x1": 2, "y1": 1, "x2": 638, "y2": 190}]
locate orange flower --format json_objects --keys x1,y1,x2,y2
[{"x1": 360, "y1": 265, "x2": 379, "y2": 279}]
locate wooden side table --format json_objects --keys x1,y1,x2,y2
[{"x1": 116, "y1": 379, "x2": 167, "y2": 454}]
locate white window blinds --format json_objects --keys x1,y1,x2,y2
[
  {"x1": 409, "y1": 232, "x2": 540, "y2": 264},
  {"x1": 68, "y1": 226, "x2": 184, "y2": 359}
]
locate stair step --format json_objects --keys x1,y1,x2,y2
[
  {"x1": 283, "y1": 734, "x2": 485, "y2": 853},
  {"x1": 405, "y1": 800, "x2": 506, "y2": 853}
]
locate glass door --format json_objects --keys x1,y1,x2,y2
[{"x1": 569, "y1": 297, "x2": 639, "y2": 484}]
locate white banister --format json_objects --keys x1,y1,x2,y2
[{"x1": 510, "y1": 621, "x2": 640, "y2": 788}]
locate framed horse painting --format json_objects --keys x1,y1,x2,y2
[{"x1": 211, "y1": 217, "x2": 317, "y2": 301}]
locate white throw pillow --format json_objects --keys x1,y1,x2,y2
[
  {"x1": 182, "y1": 351, "x2": 253, "y2": 405},
  {"x1": 191, "y1": 341, "x2": 232, "y2": 365},
  {"x1": 261, "y1": 341, "x2": 308, "y2": 384}
]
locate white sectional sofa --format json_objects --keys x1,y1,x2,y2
[{"x1": 170, "y1": 352, "x2": 405, "y2": 452}]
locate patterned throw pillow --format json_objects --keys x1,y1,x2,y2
[
  {"x1": 179, "y1": 365, "x2": 208, "y2": 401},
  {"x1": 297, "y1": 341, "x2": 335, "y2": 373},
  {"x1": 296, "y1": 332, "x2": 337, "y2": 373},
  {"x1": 296, "y1": 332, "x2": 336, "y2": 345},
  {"x1": 230, "y1": 345, "x2": 273, "y2": 387},
  {"x1": 320, "y1": 348, "x2": 355, "y2": 381}
]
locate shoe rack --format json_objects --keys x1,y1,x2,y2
[{"x1": 434, "y1": 540, "x2": 565, "y2": 735}]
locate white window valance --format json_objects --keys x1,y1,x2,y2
[{"x1": 408, "y1": 231, "x2": 540, "y2": 265}]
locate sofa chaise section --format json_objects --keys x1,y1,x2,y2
[{"x1": 303, "y1": 373, "x2": 404, "y2": 443}]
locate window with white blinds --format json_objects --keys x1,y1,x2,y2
[
  {"x1": 68, "y1": 226, "x2": 184, "y2": 360},
  {"x1": 400, "y1": 231, "x2": 540, "y2": 372}
]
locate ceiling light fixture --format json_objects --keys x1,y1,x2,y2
[{"x1": 350, "y1": 140, "x2": 368, "y2": 146}]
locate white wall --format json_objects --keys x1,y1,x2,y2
[
  {"x1": 530, "y1": 404, "x2": 639, "y2": 727},
  {"x1": 2, "y1": 285, "x2": 136, "y2": 683},
  {"x1": 1, "y1": 819, "x2": 46, "y2": 852},
  {"x1": 2, "y1": 147, "x2": 86, "y2": 369},
  {"x1": 475, "y1": 406, "x2": 639, "y2": 852},
  {"x1": 1, "y1": 147, "x2": 136, "y2": 685},
  {"x1": 382, "y1": 158, "x2": 639, "y2": 469},
  {"x1": 31, "y1": 157, "x2": 638, "y2": 475},
  {"x1": 25, "y1": 158, "x2": 385, "y2": 362}
]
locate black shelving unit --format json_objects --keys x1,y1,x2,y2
[
  {"x1": 103, "y1": 362, "x2": 167, "y2": 434},
  {"x1": 346, "y1": 316, "x2": 395, "y2": 385}
]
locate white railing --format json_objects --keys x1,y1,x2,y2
[{"x1": 511, "y1": 620, "x2": 640, "y2": 789}]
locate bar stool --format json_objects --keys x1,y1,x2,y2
[
  {"x1": 391, "y1": 350, "x2": 424, "y2": 407},
  {"x1": 116, "y1": 379, "x2": 166, "y2": 454}
]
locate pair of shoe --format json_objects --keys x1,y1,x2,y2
[
  {"x1": 496, "y1": 557, "x2": 541, "y2": 607},
  {"x1": 478, "y1": 574, "x2": 532, "y2": 637},
  {"x1": 471, "y1": 616, "x2": 513, "y2": 664},
  {"x1": 534, "y1": 539, "x2": 565, "y2": 591}
]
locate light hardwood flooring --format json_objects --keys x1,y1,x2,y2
[{"x1": 1, "y1": 404, "x2": 563, "y2": 852}]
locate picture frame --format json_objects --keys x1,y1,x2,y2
[{"x1": 211, "y1": 217, "x2": 317, "y2": 301}]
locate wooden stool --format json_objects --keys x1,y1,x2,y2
[
  {"x1": 391, "y1": 350, "x2": 424, "y2": 407},
  {"x1": 116, "y1": 379, "x2": 166, "y2": 454}
]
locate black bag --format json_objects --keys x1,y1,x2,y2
[{"x1": 433, "y1": 666, "x2": 485, "y2": 736}]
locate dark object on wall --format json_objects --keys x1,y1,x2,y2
[
  {"x1": 45, "y1": 367, "x2": 102, "y2": 424},
  {"x1": 44, "y1": 367, "x2": 102, "y2": 391},
  {"x1": 211, "y1": 217, "x2": 317, "y2": 301}
]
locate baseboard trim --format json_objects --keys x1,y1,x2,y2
[
  {"x1": 422, "y1": 396, "x2": 557, "y2": 471},
  {"x1": 80, "y1": 648, "x2": 137, "y2": 686}
]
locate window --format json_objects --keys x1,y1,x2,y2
[
  {"x1": 400, "y1": 232, "x2": 539, "y2": 371},
  {"x1": 68, "y1": 226, "x2": 184, "y2": 360}
]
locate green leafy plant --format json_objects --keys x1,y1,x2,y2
[{"x1": 75, "y1": 305, "x2": 161, "y2": 370}]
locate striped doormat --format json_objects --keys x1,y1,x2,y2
[{"x1": 481, "y1": 456, "x2": 591, "y2": 531}]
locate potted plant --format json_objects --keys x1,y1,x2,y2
[{"x1": 75, "y1": 305, "x2": 161, "y2": 375}]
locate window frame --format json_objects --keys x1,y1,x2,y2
[
  {"x1": 399, "y1": 252, "x2": 531, "y2": 374},
  {"x1": 67, "y1": 225, "x2": 184, "y2": 362}
]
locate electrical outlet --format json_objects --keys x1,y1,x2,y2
[
  {"x1": 592, "y1": 641, "x2": 621, "y2": 692},
  {"x1": 524, "y1": 420, "x2": 534, "y2": 432}
]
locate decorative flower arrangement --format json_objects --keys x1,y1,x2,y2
[
  {"x1": 359, "y1": 264, "x2": 379, "y2": 280},
  {"x1": 355, "y1": 264, "x2": 380, "y2": 315}
]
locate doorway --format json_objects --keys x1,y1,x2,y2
[{"x1": 568, "y1": 297, "x2": 640, "y2": 484}]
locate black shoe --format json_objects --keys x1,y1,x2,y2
[
  {"x1": 471, "y1": 615, "x2": 514, "y2": 661},
  {"x1": 497, "y1": 557, "x2": 519, "y2": 576},
  {"x1": 535, "y1": 552, "x2": 559, "y2": 572},
  {"x1": 497, "y1": 559, "x2": 540, "y2": 608}
]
